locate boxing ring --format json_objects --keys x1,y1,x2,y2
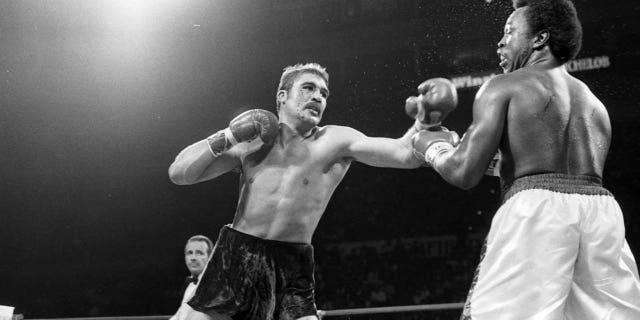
[
  {"x1": 317, "y1": 302, "x2": 465, "y2": 318},
  {"x1": 27, "y1": 302, "x2": 464, "y2": 320}
]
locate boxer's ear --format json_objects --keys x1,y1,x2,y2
[
  {"x1": 277, "y1": 90, "x2": 287, "y2": 101},
  {"x1": 277, "y1": 90, "x2": 287, "y2": 112},
  {"x1": 533, "y1": 29, "x2": 550, "y2": 50}
]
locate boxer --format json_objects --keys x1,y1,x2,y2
[
  {"x1": 169, "y1": 63, "x2": 456, "y2": 320},
  {"x1": 412, "y1": 1, "x2": 640, "y2": 319}
]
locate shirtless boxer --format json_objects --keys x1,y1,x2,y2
[
  {"x1": 168, "y1": 63, "x2": 457, "y2": 320},
  {"x1": 413, "y1": 1, "x2": 640, "y2": 319}
]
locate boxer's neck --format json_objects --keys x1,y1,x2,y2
[{"x1": 279, "y1": 123, "x2": 317, "y2": 142}]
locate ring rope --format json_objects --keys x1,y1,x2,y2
[
  {"x1": 318, "y1": 302, "x2": 464, "y2": 317},
  {"x1": 26, "y1": 302, "x2": 465, "y2": 320}
]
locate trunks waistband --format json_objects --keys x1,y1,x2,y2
[
  {"x1": 221, "y1": 224, "x2": 312, "y2": 248},
  {"x1": 501, "y1": 173, "x2": 612, "y2": 204}
]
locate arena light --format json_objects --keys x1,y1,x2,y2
[{"x1": 100, "y1": 0, "x2": 162, "y2": 34}]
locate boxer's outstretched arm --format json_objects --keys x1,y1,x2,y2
[
  {"x1": 341, "y1": 124, "x2": 423, "y2": 169},
  {"x1": 431, "y1": 77, "x2": 509, "y2": 189}
]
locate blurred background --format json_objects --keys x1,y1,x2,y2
[{"x1": 1, "y1": 0, "x2": 639, "y2": 318}]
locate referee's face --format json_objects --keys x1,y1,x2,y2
[{"x1": 184, "y1": 240, "x2": 210, "y2": 276}]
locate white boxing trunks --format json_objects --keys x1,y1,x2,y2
[{"x1": 461, "y1": 173, "x2": 640, "y2": 320}]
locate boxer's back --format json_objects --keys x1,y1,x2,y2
[{"x1": 499, "y1": 66, "x2": 611, "y2": 183}]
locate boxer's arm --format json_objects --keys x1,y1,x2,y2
[
  {"x1": 341, "y1": 125, "x2": 423, "y2": 169},
  {"x1": 169, "y1": 109, "x2": 278, "y2": 185},
  {"x1": 168, "y1": 139, "x2": 242, "y2": 185},
  {"x1": 430, "y1": 77, "x2": 509, "y2": 189}
]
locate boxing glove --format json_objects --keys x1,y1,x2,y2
[
  {"x1": 206, "y1": 109, "x2": 279, "y2": 157},
  {"x1": 412, "y1": 128, "x2": 459, "y2": 166},
  {"x1": 405, "y1": 78, "x2": 458, "y2": 130}
]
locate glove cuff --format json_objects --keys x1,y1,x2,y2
[
  {"x1": 206, "y1": 128, "x2": 233, "y2": 158},
  {"x1": 413, "y1": 119, "x2": 442, "y2": 132},
  {"x1": 223, "y1": 127, "x2": 238, "y2": 145},
  {"x1": 425, "y1": 141, "x2": 453, "y2": 166}
]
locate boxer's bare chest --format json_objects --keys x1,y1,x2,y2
[{"x1": 242, "y1": 130, "x2": 350, "y2": 189}]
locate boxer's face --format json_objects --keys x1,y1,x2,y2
[
  {"x1": 497, "y1": 7, "x2": 534, "y2": 73},
  {"x1": 184, "y1": 240, "x2": 209, "y2": 276},
  {"x1": 278, "y1": 72, "x2": 329, "y2": 127}
]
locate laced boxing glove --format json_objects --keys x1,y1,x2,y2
[
  {"x1": 412, "y1": 128, "x2": 459, "y2": 166},
  {"x1": 206, "y1": 109, "x2": 279, "y2": 157},
  {"x1": 405, "y1": 78, "x2": 458, "y2": 130}
]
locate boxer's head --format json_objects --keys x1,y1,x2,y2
[
  {"x1": 498, "y1": 0, "x2": 582, "y2": 72},
  {"x1": 276, "y1": 63, "x2": 330, "y2": 129},
  {"x1": 513, "y1": 0, "x2": 582, "y2": 63}
]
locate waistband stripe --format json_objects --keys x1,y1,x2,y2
[{"x1": 501, "y1": 173, "x2": 612, "y2": 204}]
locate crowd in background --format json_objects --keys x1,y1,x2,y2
[{"x1": 314, "y1": 236, "x2": 480, "y2": 309}]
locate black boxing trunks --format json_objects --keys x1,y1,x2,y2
[{"x1": 188, "y1": 225, "x2": 317, "y2": 320}]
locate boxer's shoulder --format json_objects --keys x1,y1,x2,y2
[
  {"x1": 475, "y1": 74, "x2": 516, "y2": 103},
  {"x1": 478, "y1": 70, "x2": 544, "y2": 101},
  {"x1": 319, "y1": 125, "x2": 362, "y2": 139},
  {"x1": 313, "y1": 125, "x2": 369, "y2": 155}
]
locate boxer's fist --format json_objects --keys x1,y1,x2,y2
[
  {"x1": 207, "y1": 109, "x2": 279, "y2": 157},
  {"x1": 412, "y1": 128, "x2": 459, "y2": 166},
  {"x1": 405, "y1": 78, "x2": 458, "y2": 129}
]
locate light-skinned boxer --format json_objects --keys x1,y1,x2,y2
[{"x1": 168, "y1": 62, "x2": 458, "y2": 320}]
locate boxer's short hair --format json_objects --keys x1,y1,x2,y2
[{"x1": 513, "y1": 0, "x2": 582, "y2": 63}]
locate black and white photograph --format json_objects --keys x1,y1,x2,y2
[{"x1": 1, "y1": 0, "x2": 640, "y2": 319}]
